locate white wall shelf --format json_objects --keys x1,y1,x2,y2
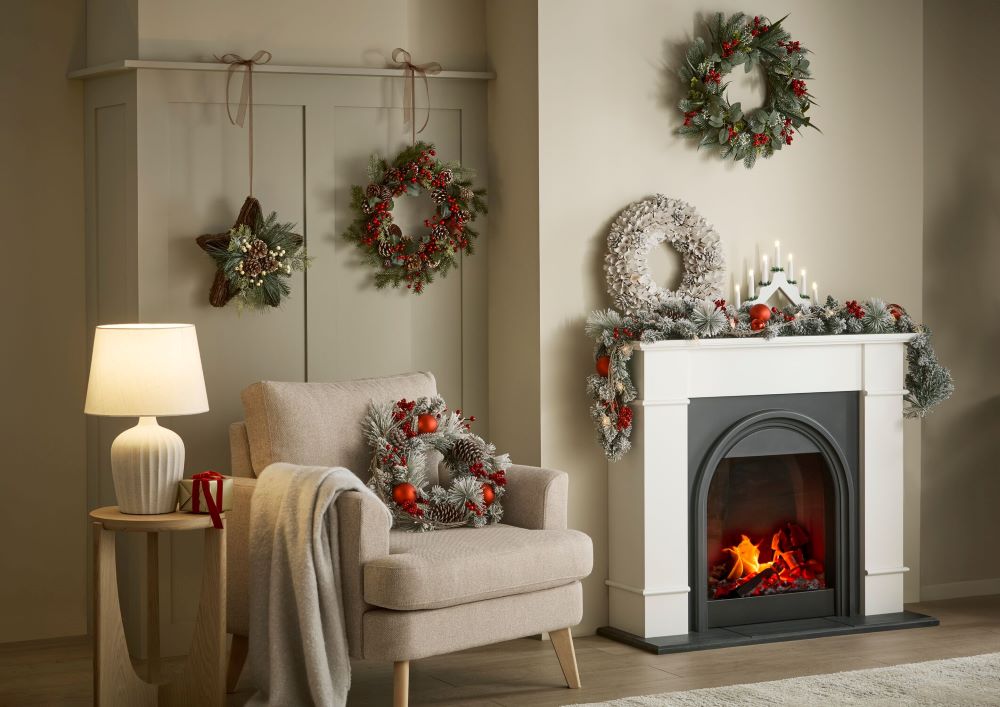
[{"x1": 68, "y1": 59, "x2": 495, "y2": 81}]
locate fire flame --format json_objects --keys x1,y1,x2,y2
[
  {"x1": 713, "y1": 522, "x2": 824, "y2": 600},
  {"x1": 724, "y1": 534, "x2": 773, "y2": 580}
]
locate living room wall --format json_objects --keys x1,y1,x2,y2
[
  {"x1": 485, "y1": 0, "x2": 927, "y2": 634},
  {"x1": 921, "y1": 0, "x2": 1000, "y2": 600}
]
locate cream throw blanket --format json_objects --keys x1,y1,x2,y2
[{"x1": 246, "y1": 463, "x2": 391, "y2": 707}]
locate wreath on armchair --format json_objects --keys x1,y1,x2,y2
[
  {"x1": 677, "y1": 12, "x2": 817, "y2": 168},
  {"x1": 364, "y1": 396, "x2": 509, "y2": 531},
  {"x1": 343, "y1": 142, "x2": 487, "y2": 293}
]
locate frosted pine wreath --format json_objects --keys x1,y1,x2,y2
[
  {"x1": 344, "y1": 142, "x2": 487, "y2": 293},
  {"x1": 364, "y1": 396, "x2": 510, "y2": 531},
  {"x1": 677, "y1": 12, "x2": 817, "y2": 168}
]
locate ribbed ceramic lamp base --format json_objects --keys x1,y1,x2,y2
[{"x1": 111, "y1": 417, "x2": 185, "y2": 514}]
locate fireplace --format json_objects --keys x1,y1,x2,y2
[
  {"x1": 600, "y1": 335, "x2": 937, "y2": 653},
  {"x1": 688, "y1": 394, "x2": 860, "y2": 631}
]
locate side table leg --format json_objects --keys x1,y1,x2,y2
[
  {"x1": 93, "y1": 522, "x2": 156, "y2": 706},
  {"x1": 146, "y1": 532, "x2": 160, "y2": 683}
]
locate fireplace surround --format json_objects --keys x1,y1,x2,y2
[{"x1": 599, "y1": 335, "x2": 937, "y2": 653}]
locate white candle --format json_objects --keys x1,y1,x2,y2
[
  {"x1": 787, "y1": 253, "x2": 794, "y2": 281},
  {"x1": 734, "y1": 282, "x2": 741, "y2": 309},
  {"x1": 762, "y1": 255, "x2": 769, "y2": 283},
  {"x1": 774, "y1": 240, "x2": 781, "y2": 270},
  {"x1": 800, "y1": 268, "x2": 807, "y2": 295},
  {"x1": 812, "y1": 281, "x2": 818, "y2": 302},
  {"x1": 748, "y1": 269, "x2": 755, "y2": 298}
]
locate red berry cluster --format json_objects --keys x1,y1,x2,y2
[
  {"x1": 845, "y1": 300, "x2": 865, "y2": 319},
  {"x1": 377, "y1": 441, "x2": 408, "y2": 468},
  {"x1": 465, "y1": 500, "x2": 484, "y2": 517},
  {"x1": 721, "y1": 36, "x2": 741, "y2": 58},
  {"x1": 611, "y1": 326, "x2": 635, "y2": 340},
  {"x1": 683, "y1": 110, "x2": 699, "y2": 127},
  {"x1": 704, "y1": 68, "x2": 722, "y2": 85},
  {"x1": 714, "y1": 299, "x2": 727, "y2": 310},
  {"x1": 779, "y1": 117, "x2": 794, "y2": 145},
  {"x1": 489, "y1": 469, "x2": 507, "y2": 487},
  {"x1": 753, "y1": 132, "x2": 771, "y2": 147},
  {"x1": 791, "y1": 79, "x2": 808, "y2": 97},
  {"x1": 750, "y1": 16, "x2": 770, "y2": 36},
  {"x1": 616, "y1": 405, "x2": 633, "y2": 432},
  {"x1": 779, "y1": 40, "x2": 801, "y2": 54}
]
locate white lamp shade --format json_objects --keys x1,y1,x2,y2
[{"x1": 85, "y1": 324, "x2": 209, "y2": 417}]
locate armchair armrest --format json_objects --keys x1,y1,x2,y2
[
  {"x1": 501, "y1": 464, "x2": 569, "y2": 530},
  {"x1": 225, "y1": 479, "x2": 391, "y2": 661}
]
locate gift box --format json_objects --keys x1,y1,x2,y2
[{"x1": 177, "y1": 471, "x2": 232, "y2": 528}]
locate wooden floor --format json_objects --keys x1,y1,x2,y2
[{"x1": 2, "y1": 596, "x2": 998, "y2": 706}]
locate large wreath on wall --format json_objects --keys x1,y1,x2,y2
[
  {"x1": 677, "y1": 12, "x2": 817, "y2": 168},
  {"x1": 605, "y1": 195, "x2": 725, "y2": 315},
  {"x1": 343, "y1": 142, "x2": 487, "y2": 294},
  {"x1": 364, "y1": 396, "x2": 510, "y2": 531}
]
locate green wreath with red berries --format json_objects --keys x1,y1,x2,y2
[
  {"x1": 364, "y1": 396, "x2": 510, "y2": 531},
  {"x1": 677, "y1": 12, "x2": 817, "y2": 168},
  {"x1": 344, "y1": 142, "x2": 487, "y2": 293}
]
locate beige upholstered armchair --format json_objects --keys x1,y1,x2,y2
[{"x1": 224, "y1": 372, "x2": 593, "y2": 706}]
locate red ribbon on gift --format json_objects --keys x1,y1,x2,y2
[{"x1": 191, "y1": 470, "x2": 225, "y2": 530}]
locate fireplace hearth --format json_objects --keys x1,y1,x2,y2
[{"x1": 599, "y1": 335, "x2": 938, "y2": 653}]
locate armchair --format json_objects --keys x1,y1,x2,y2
[{"x1": 224, "y1": 372, "x2": 593, "y2": 706}]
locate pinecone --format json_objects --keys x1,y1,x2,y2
[
  {"x1": 361, "y1": 201, "x2": 374, "y2": 215},
  {"x1": 243, "y1": 256, "x2": 263, "y2": 277},
  {"x1": 439, "y1": 169, "x2": 453, "y2": 185},
  {"x1": 262, "y1": 255, "x2": 279, "y2": 274},
  {"x1": 378, "y1": 185, "x2": 393, "y2": 201},
  {"x1": 431, "y1": 223, "x2": 449, "y2": 239},
  {"x1": 459, "y1": 187, "x2": 475, "y2": 203},
  {"x1": 431, "y1": 188, "x2": 449, "y2": 205},
  {"x1": 377, "y1": 240, "x2": 393, "y2": 258},
  {"x1": 428, "y1": 502, "x2": 466, "y2": 526},
  {"x1": 366, "y1": 183, "x2": 381, "y2": 199},
  {"x1": 451, "y1": 437, "x2": 485, "y2": 465},
  {"x1": 248, "y1": 239, "x2": 268, "y2": 258},
  {"x1": 388, "y1": 224, "x2": 403, "y2": 238}
]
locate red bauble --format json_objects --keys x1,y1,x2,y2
[
  {"x1": 481, "y1": 484, "x2": 496, "y2": 506},
  {"x1": 391, "y1": 483, "x2": 417, "y2": 506},
  {"x1": 750, "y1": 318, "x2": 766, "y2": 332},
  {"x1": 416, "y1": 414, "x2": 438, "y2": 434},
  {"x1": 595, "y1": 355, "x2": 611, "y2": 377},
  {"x1": 749, "y1": 303, "x2": 772, "y2": 322}
]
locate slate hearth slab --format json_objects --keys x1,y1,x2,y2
[{"x1": 597, "y1": 611, "x2": 939, "y2": 655}]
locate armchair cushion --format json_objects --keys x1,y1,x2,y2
[
  {"x1": 241, "y1": 372, "x2": 436, "y2": 478},
  {"x1": 363, "y1": 525, "x2": 593, "y2": 611}
]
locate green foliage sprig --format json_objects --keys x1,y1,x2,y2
[
  {"x1": 677, "y1": 12, "x2": 817, "y2": 167},
  {"x1": 343, "y1": 142, "x2": 487, "y2": 293},
  {"x1": 587, "y1": 298, "x2": 954, "y2": 461},
  {"x1": 202, "y1": 212, "x2": 309, "y2": 311}
]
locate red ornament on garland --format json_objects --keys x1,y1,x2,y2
[
  {"x1": 596, "y1": 355, "x2": 611, "y2": 377},
  {"x1": 416, "y1": 414, "x2": 438, "y2": 434},
  {"x1": 481, "y1": 484, "x2": 496, "y2": 507},
  {"x1": 888, "y1": 303, "x2": 906, "y2": 321},
  {"x1": 749, "y1": 303, "x2": 772, "y2": 322},
  {"x1": 750, "y1": 318, "x2": 766, "y2": 332},
  {"x1": 391, "y1": 483, "x2": 417, "y2": 506}
]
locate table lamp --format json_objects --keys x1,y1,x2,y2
[{"x1": 85, "y1": 324, "x2": 209, "y2": 514}]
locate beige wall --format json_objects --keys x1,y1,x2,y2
[
  {"x1": 88, "y1": 0, "x2": 486, "y2": 70},
  {"x1": 0, "y1": 0, "x2": 88, "y2": 642},
  {"x1": 921, "y1": 0, "x2": 1000, "y2": 600},
  {"x1": 530, "y1": 0, "x2": 925, "y2": 633}
]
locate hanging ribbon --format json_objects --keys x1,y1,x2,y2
[
  {"x1": 215, "y1": 50, "x2": 272, "y2": 196},
  {"x1": 391, "y1": 48, "x2": 442, "y2": 144},
  {"x1": 190, "y1": 470, "x2": 225, "y2": 530}
]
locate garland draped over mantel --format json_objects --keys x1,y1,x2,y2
[{"x1": 586, "y1": 298, "x2": 955, "y2": 462}]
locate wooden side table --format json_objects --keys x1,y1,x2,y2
[{"x1": 91, "y1": 506, "x2": 226, "y2": 706}]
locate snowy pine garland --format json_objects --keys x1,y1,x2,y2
[
  {"x1": 587, "y1": 298, "x2": 954, "y2": 461},
  {"x1": 677, "y1": 12, "x2": 817, "y2": 168},
  {"x1": 364, "y1": 396, "x2": 510, "y2": 531}
]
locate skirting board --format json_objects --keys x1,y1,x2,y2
[
  {"x1": 921, "y1": 577, "x2": 1000, "y2": 602},
  {"x1": 597, "y1": 611, "x2": 939, "y2": 654}
]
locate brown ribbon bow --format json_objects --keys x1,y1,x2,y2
[
  {"x1": 391, "y1": 48, "x2": 442, "y2": 144},
  {"x1": 215, "y1": 50, "x2": 272, "y2": 195}
]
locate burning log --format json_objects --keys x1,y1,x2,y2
[{"x1": 735, "y1": 567, "x2": 777, "y2": 597}]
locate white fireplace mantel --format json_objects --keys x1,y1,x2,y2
[{"x1": 607, "y1": 334, "x2": 915, "y2": 639}]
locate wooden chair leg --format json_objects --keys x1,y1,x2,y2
[
  {"x1": 550, "y1": 628, "x2": 581, "y2": 688},
  {"x1": 393, "y1": 660, "x2": 409, "y2": 707},
  {"x1": 226, "y1": 634, "x2": 249, "y2": 694}
]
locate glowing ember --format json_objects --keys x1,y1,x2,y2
[{"x1": 709, "y1": 522, "x2": 825, "y2": 599}]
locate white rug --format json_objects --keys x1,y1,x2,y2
[{"x1": 570, "y1": 652, "x2": 1000, "y2": 706}]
